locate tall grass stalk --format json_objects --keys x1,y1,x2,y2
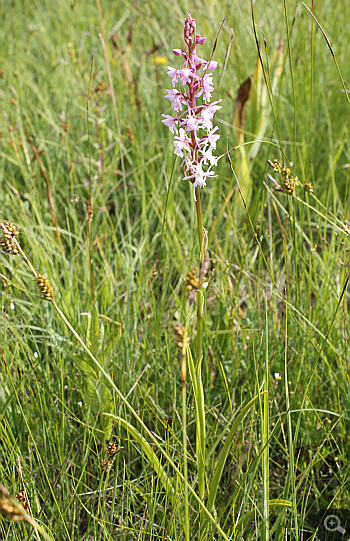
[{"x1": 262, "y1": 298, "x2": 270, "y2": 541}]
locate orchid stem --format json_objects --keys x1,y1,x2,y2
[
  {"x1": 195, "y1": 186, "x2": 206, "y2": 506},
  {"x1": 182, "y1": 368, "x2": 190, "y2": 541}
]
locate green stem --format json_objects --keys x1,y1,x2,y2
[
  {"x1": 182, "y1": 378, "x2": 189, "y2": 541},
  {"x1": 181, "y1": 328, "x2": 189, "y2": 541},
  {"x1": 195, "y1": 186, "x2": 204, "y2": 364},
  {"x1": 194, "y1": 186, "x2": 206, "y2": 504},
  {"x1": 262, "y1": 298, "x2": 269, "y2": 541}
]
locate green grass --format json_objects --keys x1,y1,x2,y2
[{"x1": 0, "y1": 0, "x2": 349, "y2": 539}]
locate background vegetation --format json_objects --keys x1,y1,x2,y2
[{"x1": 0, "y1": 0, "x2": 349, "y2": 539}]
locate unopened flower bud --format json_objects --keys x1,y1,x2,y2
[{"x1": 184, "y1": 15, "x2": 196, "y2": 44}]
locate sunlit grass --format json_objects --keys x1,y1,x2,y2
[{"x1": 0, "y1": 0, "x2": 349, "y2": 539}]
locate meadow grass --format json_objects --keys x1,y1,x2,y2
[{"x1": 0, "y1": 0, "x2": 349, "y2": 539}]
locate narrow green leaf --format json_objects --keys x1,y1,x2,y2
[
  {"x1": 234, "y1": 146, "x2": 251, "y2": 223},
  {"x1": 207, "y1": 393, "x2": 264, "y2": 513},
  {"x1": 235, "y1": 499, "x2": 292, "y2": 533},
  {"x1": 104, "y1": 414, "x2": 174, "y2": 497}
]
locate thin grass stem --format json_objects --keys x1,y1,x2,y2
[{"x1": 262, "y1": 298, "x2": 270, "y2": 541}]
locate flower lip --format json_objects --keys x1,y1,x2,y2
[
  {"x1": 164, "y1": 88, "x2": 184, "y2": 111},
  {"x1": 173, "y1": 128, "x2": 191, "y2": 157},
  {"x1": 161, "y1": 114, "x2": 178, "y2": 134},
  {"x1": 205, "y1": 60, "x2": 218, "y2": 70}
]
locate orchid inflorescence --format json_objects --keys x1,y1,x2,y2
[{"x1": 162, "y1": 15, "x2": 221, "y2": 200}]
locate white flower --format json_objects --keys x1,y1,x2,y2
[
  {"x1": 206, "y1": 60, "x2": 218, "y2": 70},
  {"x1": 178, "y1": 68, "x2": 193, "y2": 85},
  {"x1": 183, "y1": 161, "x2": 216, "y2": 200},
  {"x1": 161, "y1": 114, "x2": 178, "y2": 134},
  {"x1": 185, "y1": 115, "x2": 200, "y2": 131},
  {"x1": 10, "y1": 302, "x2": 15, "y2": 310},
  {"x1": 173, "y1": 128, "x2": 190, "y2": 157},
  {"x1": 201, "y1": 109, "x2": 213, "y2": 130},
  {"x1": 202, "y1": 146, "x2": 219, "y2": 167},
  {"x1": 201, "y1": 101, "x2": 222, "y2": 129},
  {"x1": 207, "y1": 126, "x2": 220, "y2": 149},
  {"x1": 202, "y1": 73, "x2": 214, "y2": 101},
  {"x1": 167, "y1": 66, "x2": 179, "y2": 87},
  {"x1": 164, "y1": 88, "x2": 183, "y2": 111},
  {"x1": 34, "y1": 352, "x2": 38, "y2": 358}
]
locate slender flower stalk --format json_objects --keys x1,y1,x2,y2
[
  {"x1": 162, "y1": 14, "x2": 221, "y2": 512},
  {"x1": 175, "y1": 323, "x2": 190, "y2": 541}
]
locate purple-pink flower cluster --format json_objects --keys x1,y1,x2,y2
[{"x1": 162, "y1": 16, "x2": 221, "y2": 200}]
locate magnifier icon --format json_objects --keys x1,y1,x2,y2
[{"x1": 324, "y1": 515, "x2": 346, "y2": 535}]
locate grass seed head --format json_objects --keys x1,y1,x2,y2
[
  {"x1": 0, "y1": 486, "x2": 26, "y2": 522},
  {"x1": 106, "y1": 442, "x2": 122, "y2": 458},
  {"x1": 36, "y1": 274, "x2": 54, "y2": 301},
  {"x1": 16, "y1": 490, "x2": 30, "y2": 513},
  {"x1": 101, "y1": 459, "x2": 113, "y2": 472},
  {"x1": 0, "y1": 237, "x2": 19, "y2": 255},
  {"x1": 0, "y1": 222, "x2": 21, "y2": 255},
  {"x1": 186, "y1": 269, "x2": 199, "y2": 290}
]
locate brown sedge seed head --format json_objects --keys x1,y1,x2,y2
[
  {"x1": 281, "y1": 177, "x2": 296, "y2": 196},
  {"x1": 101, "y1": 459, "x2": 113, "y2": 472},
  {"x1": 0, "y1": 222, "x2": 21, "y2": 255},
  {"x1": 304, "y1": 181, "x2": 314, "y2": 193},
  {"x1": 0, "y1": 237, "x2": 19, "y2": 255},
  {"x1": 186, "y1": 269, "x2": 199, "y2": 290},
  {"x1": 36, "y1": 274, "x2": 54, "y2": 301},
  {"x1": 0, "y1": 486, "x2": 26, "y2": 522},
  {"x1": 174, "y1": 324, "x2": 190, "y2": 350},
  {"x1": 106, "y1": 442, "x2": 122, "y2": 458},
  {"x1": 267, "y1": 158, "x2": 282, "y2": 174},
  {"x1": 16, "y1": 491, "x2": 30, "y2": 513},
  {"x1": 3, "y1": 222, "x2": 21, "y2": 238}
]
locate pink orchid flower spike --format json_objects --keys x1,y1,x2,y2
[{"x1": 161, "y1": 15, "x2": 221, "y2": 201}]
